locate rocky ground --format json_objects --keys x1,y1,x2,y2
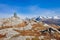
[{"x1": 0, "y1": 16, "x2": 60, "y2": 40}]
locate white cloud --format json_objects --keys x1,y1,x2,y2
[
  {"x1": 24, "y1": 5, "x2": 57, "y2": 17},
  {"x1": 0, "y1": 4, "x2": 60, "y2": 18}
]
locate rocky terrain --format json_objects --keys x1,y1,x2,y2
[{"x1": 0, "y1": 14, "x2": 60, "y2": 40}]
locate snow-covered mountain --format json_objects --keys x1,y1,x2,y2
[
  {"x1": 37, "y1": 16, "x2": 60, "y2": 20},
  {"x1": 31, "y1": 16, "x2": 60, "y2": 20},
  {"x1": 27, "y1": 16, "x2": 60, "y2": 26},
  {"x1": 53, "y1": 16, "x2": 60, "y2": 19}
]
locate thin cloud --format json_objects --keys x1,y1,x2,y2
[
  {"x1": 0, "y1": 4, "x2": 60, "y2": 18},
  {"x1": 23, "y1": 5, "x2": 57, "y2": 16}
]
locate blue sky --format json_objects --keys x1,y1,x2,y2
[{"x1": 0, "y1": 0, "x2": 60, "y2": 18}]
